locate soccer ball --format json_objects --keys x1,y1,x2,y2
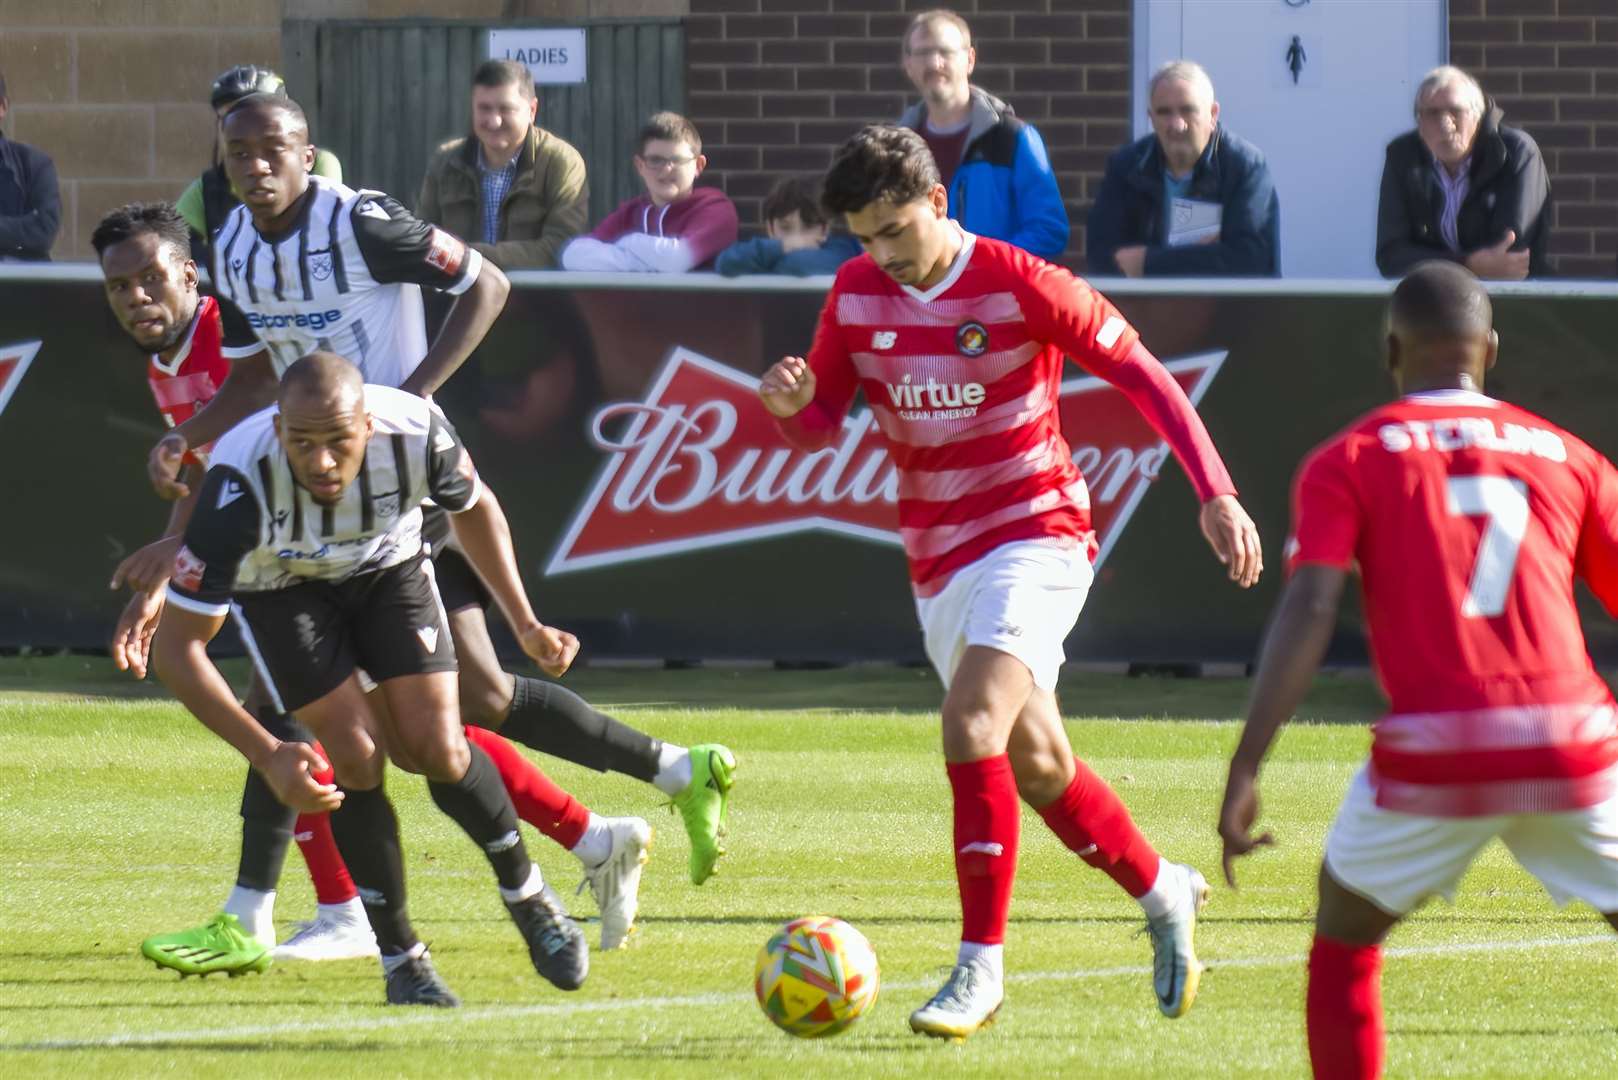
[{"x1": 754, "y1": 915, "x2": 880, "y2": 1038}]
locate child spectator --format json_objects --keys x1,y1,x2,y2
[
  {"x1": 561, "y1": 112, "x2": 737, "y2": 272},
  {"x1": 716, "y1": 176, "x2": 860, "y2": 277}
]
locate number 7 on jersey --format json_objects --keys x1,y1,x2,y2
[{"x1": 1445, "y1": 475, "x2": 1529, "y2": 619}]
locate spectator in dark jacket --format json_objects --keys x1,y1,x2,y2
[
  {"x1": 716, "y1": 176, "x2": 860, "y2": 277},
  {"x1": 1087, "y1": 61, "x2": 1278, "y2": 278},
  {"x1": 0, "y1": 70, "x2": 62, "y2": 261},
  {"x1": 1375, "y1": 65, "x2": 1549, "y2": 280}
]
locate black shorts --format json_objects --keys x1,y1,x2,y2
[
  {"x1": 421, "y1": 505, "x2": 492, "y2": 613},
  {"x1": 233, "y1": 553, "x2": 457, "y2": 713}
]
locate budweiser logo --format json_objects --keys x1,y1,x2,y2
[
  {"x1": 0, "y1": 340, "x2": 41, "y2": 421},
  {"x1": 547, "y1": 347, "x2": 1227, "y2": 576}
]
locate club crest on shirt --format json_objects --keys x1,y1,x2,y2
[
  {"x1": 955, "y1": 321, "x2": 989, "y2": 357},
  {"x1": 308, "y1": 248, "x2": 334, "y2": 282},
  {"x1": 372, "y1": 491, "x2": 400, "y2": 520}
]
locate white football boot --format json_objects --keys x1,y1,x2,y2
[
  {"x1": 580, "y1": 817, "x2": 653, "y2": 950},
  {"x1": 909, "y1": 961, "x2": 1005, "y2": 1041},
  {"x1": 1144, "y1": 862, "x2": 1210, "y2": 1018},
  {"x1": 273, "y1": 897, "x2": 380, "y2": 961}
]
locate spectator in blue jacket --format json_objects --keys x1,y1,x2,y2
[
  {"x1": 716, "y1": 176, "x2": 860, "y2": 277},
  {"x1": 1087, "y1": 61, "x2": 1279, "y2": 278},
  {"x1": 0, "y1": 70, "x2": 61, "y2": 262},
  {"x1": 896, "y1": 10, "x2": 1069, "y2": 261}
]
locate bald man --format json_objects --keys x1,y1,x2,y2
[
  {"x1": 1218, "y1": 261, "x2": 1618, "y2": 1079},
  {"x1": 151, "y1": 352, "x2": 589, "y2": 1007}
]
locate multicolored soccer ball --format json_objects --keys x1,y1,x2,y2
[{"x1": 754, "y1": 916, "x2": 880, "y2": 1038}]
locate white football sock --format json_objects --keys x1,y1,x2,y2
[
  {"x1": 498, "y1": 863, "x2": 545, "y2": 904},
  {"x1": 223, "y1": 885, "x2": 276, "y2": 944},
  {"x1": 318, "y1": 897, "x2": 368, "y2": 924},
  {"x1": 1137, "y1": 858, "x2": 1183, "y2": 920},
  {"x1": 379, "y1": 940, "x2": 426, "y2": 975},
  {"x1": 651, "y1": 744, "x2": 692, "y2": 796},
  {"x1": 569, "y1": 814, "x2": 615, "y2": 868},
  {"x1": 956, "y1": 941, "x2": 1004, "y2": 984}
]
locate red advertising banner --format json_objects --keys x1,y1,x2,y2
[{"x1": 550, "y1": 347, "x2": 1225, "y2": 575}]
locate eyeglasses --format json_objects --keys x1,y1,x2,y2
[{"x1": 640, "y1": 155, "x2": 696, "y2": 171}]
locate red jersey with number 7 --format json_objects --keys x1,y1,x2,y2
[
  {"x1": 1288, "y1": 388, "x2": 1618, "y2": 816},
  {"x1": 146, "y1": 295, "x2": 230, "y2": 466}
]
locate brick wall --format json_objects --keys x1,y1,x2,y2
[
  {"x1": 685, "y1": 0, "x2": 1130, "y2": 269},
  {"x1": 0, "y1": 0, "x2": 280, "y2": 259},
  {"x1": 1452, "y1": 0, "x2": 1618, "y2": 278}
]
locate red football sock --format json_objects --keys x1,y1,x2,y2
[
  {"x1": 465, "y1": 725, "x2": 590, "y2": 850},
  {"x1": 295, "y1": 741, "x2": 357, "y2": 905},
  {"x1": 946, "y1": 754, "x2": 1020, "y2": 945},
  {"x1": 1307, "y1": 935, "x2": 1384, "y2": 1080},
  {"x1": 1035, "y1": 756, "x2": 1160, "y2": 897}
]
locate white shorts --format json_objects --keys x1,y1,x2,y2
[
  {"x1": 914, "y1": 540, "x2": 1094, "y2": 692},
  {"x1": 1324, "y1": 766, "x2": 1618, "y2": 916}
]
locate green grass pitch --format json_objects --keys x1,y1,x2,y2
[{"x1": 0, "y1": 657, "x2": 1614, "y2": 1077}]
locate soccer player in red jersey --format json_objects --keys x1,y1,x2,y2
[
  {"x1": 94, "y1": 203, "x2": 650, "y2": 978},
  {"x1": 1219, "y1": 261, "x2": 1618, "y2": 1080},
  {"x1": 759, "y1": 125, "x2": 1264, "y2": 1039}
]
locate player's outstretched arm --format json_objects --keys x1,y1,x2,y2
[
  {"x1": 150, "y1": 604, "x2": 342, "y2": 813},
  {"x1": 399, "y1": 261, "x2": 511, "y2": 398},
  {"x1": 148, "y1": 353, "x2": 277, "y2": 499},
  {"x1": 448, "y1": 486, "x2": 579, "y2": 678},
  {"x1": 758, "y1": 355, "x2": 817, "y2": 419},
  {"x1": 1218, "y1": 564, "x2": 1346, "y2": 887}
]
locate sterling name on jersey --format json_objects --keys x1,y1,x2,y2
[
  {"x1": 212, "y1": 174, "x2": 482, "y2": 386},
  {"x1": 165, "y1": 385, "x2": 482, "y2": 616}
]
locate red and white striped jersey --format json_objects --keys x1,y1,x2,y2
[
  {"x1": 778, "y1": 230, "x2": 1234, "y2": 596},
  {"x1": 147, "y1": 295, "x2": 230, "y2": 466},
  {"x1": 1289, "y1": 389, "x2": 1618, "y2": 816}
]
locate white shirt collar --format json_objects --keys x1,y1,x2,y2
[{"x1": 901, "y1": 224, "x2": 976, "y2": 304}]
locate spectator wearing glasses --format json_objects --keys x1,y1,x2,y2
[
  {"x1": 560, "y1": 112, "x2": 738, "y2": 273},
  {"x1": 1376, "y1": 65, "x2": 1550, "y2": 280},
  {"x1": 895, "y1": 8, "x2": 1069, "y2": 261}
]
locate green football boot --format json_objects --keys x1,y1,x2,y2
[
  {"x1": 671, "y1": 744, "x2": 736, "y2": 885},
  {"x1": 141, "y1": 913, "x2": 272, "y2": 977}
]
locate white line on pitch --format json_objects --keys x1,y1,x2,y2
[{"x1": 10, "y1": 933, "x2": 1612, "y2": 1050}]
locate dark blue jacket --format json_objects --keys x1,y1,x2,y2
[
  {"x1": 1086, "y1": 126, "x2": 1279, "y2": 277},
  {"x1": 0, "y1": 132, "x2": 61, "y2": 261},
  {"x1": 715, "y1": 232, "x2": 861, "y2": 277},
  {"x1": 899, "y1": 88, "x2": 1069, "y2": 260}
]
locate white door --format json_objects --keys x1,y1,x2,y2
[{"x1": 1134, "y1": 0, "x2": 1446, "y2": 278}]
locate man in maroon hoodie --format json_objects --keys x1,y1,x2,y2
[{"x1": 561, "y1": 112, "x2": 738, "y2": 272}]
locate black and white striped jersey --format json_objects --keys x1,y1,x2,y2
[
  {"x1": 212, "y1": 175, "x2": 482, "y2": 388},
  {"x1": 165, "y1": 384, "x2": 482, "y2": 615}
]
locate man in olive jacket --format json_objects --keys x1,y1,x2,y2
[
  {"x1": 1376, "y1": 65, "x2": 1550, "y2": 280},
  {"x1": 417, "y1": 60, "x2": 588, "y2": 269}
]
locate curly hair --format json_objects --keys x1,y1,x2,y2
[
  {"x1": 821, "y1": 124, "x2": 940, "y2": 217},
  {"x1": 91, "y1": 201, "x2": 192, "y2": 261}
]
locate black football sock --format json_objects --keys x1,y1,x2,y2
[
  {"x1": 234, "y1": 705, "x2": 305, "y2": 891},
  {"x1": 427, "y1": 742, "x2": 534, "y2": 892},
  {"x1": 326, "y1": 783, "x2": 418, "y2": 954},
  {"x1": 499, "y1": 675, "x2": 663, "y2": 782}
]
